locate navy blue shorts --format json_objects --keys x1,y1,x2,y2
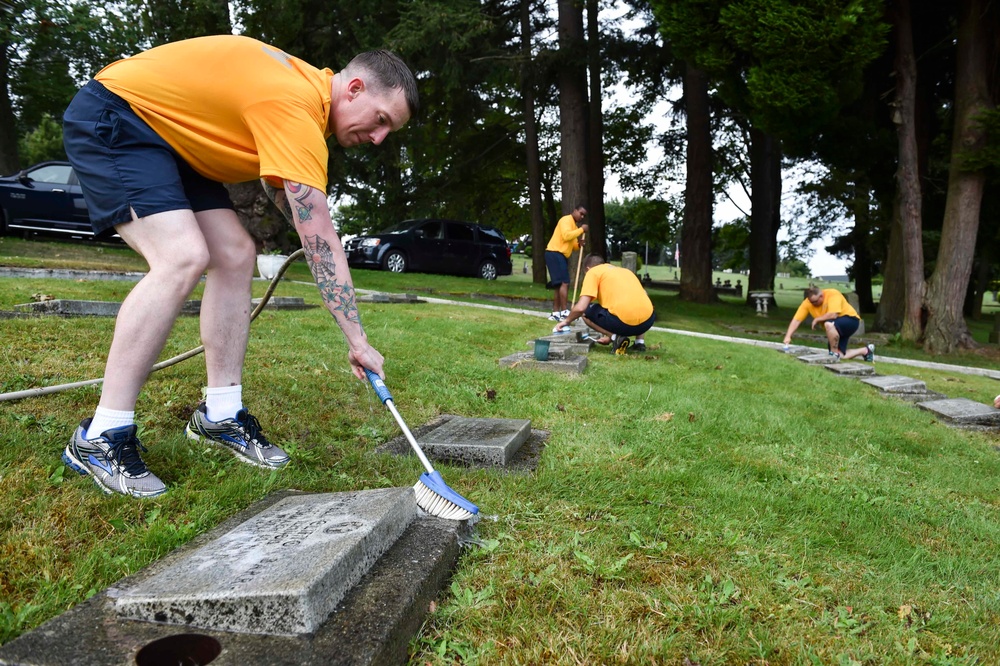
[
  {"x1": 545, "y1": 250, "x2": 570, "y2": 287},
  {"x1": 585, "y1": 304, "x2": 656, "y2": 337},
  {"x1": 830, "y1": 315, "x2": 860, "y2": 354},
  {"x1": 62, "y1": 80, "x2": 233, "y2": 236}
]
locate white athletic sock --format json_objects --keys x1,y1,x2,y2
[
  {"x1": 86, "y1": 407, "x2": 135, "y2": 439},
  {"x1": 205, "y1": 385, "x2": 243, "y2": 422}
]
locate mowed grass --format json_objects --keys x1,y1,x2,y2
[
  {"x1": 2, "y1": 239, "x2": 1000, "y2": 663},
  {"x1": 1, "y1": 271, "x2": 1000, "y2": 664}
]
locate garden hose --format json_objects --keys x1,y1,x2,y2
[{"x1": 0, "y1": 249, "x2": 305, "y2": 403}]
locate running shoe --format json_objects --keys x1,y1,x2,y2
[
  {"x1": 62, "y1": 420, "x2": 166, "y2": 498},
  {"x1": 612, "y1": 335, "x2": 631, "y2": 355},
  {"x1": 632, "y1": 341, "x2": 647, "y2": 352},
  {"x1": 185, "y1": 404, "x2": 289, "y2": 469},
  {"x1": 560, "y1": 309, "x2": 570, "y2": 318},
  {"x1": 863, "y1": 343, "x2": 875, "y2": 362},
  {"x1": 547, "y1": 312, "x2": 561, "y2": 322}
]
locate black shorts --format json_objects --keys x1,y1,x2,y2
[
  {"x1": 831, "y1": 316, "x2": 860, "y2": 354},
  {"x1": 544, "y1": 250, "x2": 570, "y2": 287},
  {"x1": 585, "y1": 304, "x2": 656, "y2": 337},
  {"x1": 62, "y1": 80, "x2": 233, "y2": 236}
]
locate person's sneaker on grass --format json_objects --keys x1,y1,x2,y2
[
  {"x1": 186, "y1": 403, "x2": 290, "y2": 469},
  {"x1": 547, "y1": 312, "x2": 561, "y2": 322},
  {"x1": 632, "y1": 341, "x2": 646, "y2": 352},
  {"x1": 184, "y1": 402, "x2": 288, "y2": 469},
  {"x1": 864, "y1": 343, "x2": 875, "y2": 362},
  {"x1": 612, "y1": 335, "x2": 631, "y2": 355},
  {"x1": 560, "y1": 309, "x2": 570, "y2": 318},
  {"x1": 62, "y1": 420, "x2": 166, "y2": 498}
]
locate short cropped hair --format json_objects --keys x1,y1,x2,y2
[
  {"x1": 804, "y1": 285, "x2": 822, "y2": 299},
  {"x1": 343, "y1": 50, "x2": 420, "y2": 117},
  {"x1": 583, "y1": 254, "x2": 605, "y2": 270}
]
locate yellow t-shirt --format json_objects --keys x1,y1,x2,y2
[
  {"x1": 96, "y1": 35, "x2": 334, "y2": 191},
  {"x1": 792, "y1": 289, "x2": 860, "y2": 322},
  {"x1": 580, "y1": 264, "x2": 654, "y2": 326},
  {"x1": 545, "y1": 214, "x2": 585, "y2": 257}
]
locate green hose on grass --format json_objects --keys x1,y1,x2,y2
[{"x1": 0, "y1": 248, "x2": 305, "y2": 403}]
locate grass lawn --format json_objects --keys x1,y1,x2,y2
[{"x1": 2, "y1": 238, "x2": 1000, "y2": 664}]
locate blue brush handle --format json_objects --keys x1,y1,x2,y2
[{"x1": 364, "y1": 368, "x2": 392, "y2": 404}]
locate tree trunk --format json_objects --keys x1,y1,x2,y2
[
  {"x1": 585, "y1": 0, "x2": 606, "y2": 258},
  {"x1": 922, "y1": 0, "x2": 992, "y2": 353},
  {"x1": 874, "y1": 202, "x2": 905, "y2": 332},
  {"x1": 892, "y1": 0, "x2": 925, "y2": 341},
  {"x1": 521, "y1": 0, "x2": 547, "y2": 285},
  {"x1": 558, "y1": 0, "x2": 588, "y2": 216},
  {"x1": 746, "y1": 127, "x2": 780, "y2": 309},
  {"x1": 850, "y1": 184, "x2": 875, "y2": 312},
  {"x1": 680, "y1": 62, "x2": 715, "y2": 303},
  {"x1": 0, "y1": 29, "x2": 20, "y2": 175}
]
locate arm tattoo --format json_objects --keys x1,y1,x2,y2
[
  {"x1": 303, "y1": 234, "x2": 360, "y2": 324},
  {"x1": 261, "y1": 179, "x2": 294, "y2": 222},
  {"x1": 286, "y1": 181, "x2": 314, "y2": 223}
]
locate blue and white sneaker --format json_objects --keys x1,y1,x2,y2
[
  {"x1": 863, "y1": 343, "x2": 875, "y2": 362},
  {"x1": 185, "y1": 404, "x2": 289, "y2": 469},
  {"x1": 63, "y1": 420, "x2": 166, "y2": 498}
]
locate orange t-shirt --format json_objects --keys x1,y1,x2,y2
[
  {"x1": 96, "y1": 35, "x2": 334, "y2": 191},
  {"x1": 580, "y1": 264, "x2": 654, "y2": 325}
]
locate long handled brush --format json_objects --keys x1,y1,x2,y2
[
  {"x1": 571, "y1": 233, "x2": 586, "y2": 304},
  {"x1": 365, "y1": 369, "x2": 479, "y2": 521}
]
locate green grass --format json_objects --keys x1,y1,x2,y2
[{"x1": 2, "y1": 239, "x2": 1000, "y2": 664}]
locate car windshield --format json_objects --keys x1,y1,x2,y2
[{"x1": 377, "y1": 221, "x2": 421, "y2": 235}]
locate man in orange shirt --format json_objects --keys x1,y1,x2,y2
[
  {"x1": 783, "y1": 286, "x2": 874, "y2": 362},
  {"x1": 554, "y1": 255, "x2": 656, "y2": 353},
  {"x1": 60, "y1": 36, "x2": 418, "y2": 497},
  {"x1": 544, "y1": 206, "x2": 588, "y2": 321}
]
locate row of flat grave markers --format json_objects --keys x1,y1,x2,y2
[
  {"x1": 780, "y1": 345, "x2": 1000, "y2": 429},
  {"x1": 498, "y1": 321, "x2": 593, "y2": 375}
]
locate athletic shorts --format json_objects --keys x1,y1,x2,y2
[
  {"x1": 831, "y1": 315, "x2": 860, "y2": 354},
  {"x1": 585, "y1": 304, "x2": 656, "y2": 337},
  {"x1": 62, "y1": 80, "x2": 233, "y2": 236},
  {"x1": 544, "y1": 250, "x2": 570, "y2": 288}
]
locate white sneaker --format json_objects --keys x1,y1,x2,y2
[
  {"x1": 560, "y1": 309, "x2": 570, "y2": 318},
  {"x1": 547, "y1": 312, "x2": 561, "y2": 322}
]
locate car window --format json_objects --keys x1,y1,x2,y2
[
  {"x1": 478, "y1": 226, "x2": 507, "y2": 245},
  {"x1": 416, "y1": 220, "x2": 443, "y2": 239},
  {"x1": 28, "y1": 164, "x2": 73, "y2": 185},
  {"x1": 379, "y1": 221, "x2": 419, "y2": 234},
  {"x1": 446, "y1": 222, "x2": 475, "y2": 242}
]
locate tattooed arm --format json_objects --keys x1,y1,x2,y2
[{"x1": 262, "y1": 178, "x2": 384, "y2": 379}]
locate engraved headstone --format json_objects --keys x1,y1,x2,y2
[
  {"x1": 621, "y1": 252, "x2": 638, "y2": 274},
  {"x1": 797, "y1": 352, "x2": 840, "y2": 365},
  {"x1": 418, "y1": 417, "x2": 531, "y2": 466},
  {"x1": 825, "y1": 362, "x2": 875, "y2": 376},
  {"x1": 916, "y1": 398, "x2": 1000, "y2": 427},
  {"x1": 114, "y1": 488, "x2": 416, "y2": 636},
  {"x1": 13, "y1": 299, "x2": 123, "y2": 316},
  {"x1": 860, "y1": 375, "x2": 927, "y2": 393},
  {"x1": 499, "y1": 351, "x2": 587, "y2": 375}
]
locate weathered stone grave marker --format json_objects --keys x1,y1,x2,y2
[
  {"x1": 415, "y1": 416, "x2": 531, "y2": 466},
  {"x1": 916, "y1": 398, "x2": 1000, "y2": 428},
  {"x1": 796, "y1": 352, "x2": 839, "y2": 365},
  {"x1": 825, "y1": 362, "x2": 875, "y2": 376}
]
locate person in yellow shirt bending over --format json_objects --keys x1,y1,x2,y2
[
  {"x1": 59, "y1": 35, "x2": 418, "y2": 498},
  {"x1": 554, "y1": 255, "x2": 656, "y2": 354},
  {"x1": 544, "y1": 206, "x2": 588, "y2": 321},
  {"x1": 783, "y1": 286, "x2": 875, "y2": 362}
]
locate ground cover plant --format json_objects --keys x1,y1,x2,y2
[{"x1": 2, "y1": 240, "x2": 1000, "y2": 663}]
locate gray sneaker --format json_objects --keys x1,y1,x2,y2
[
  {"x1": 185, "y1": 404, "x2": 289, "y2": 469},
  {"x1": 864, "y1": 343, "x2": 875, "y2": 362},
  {"x1": 62, "y1": 421, "x2": 167, "y2": 498}
]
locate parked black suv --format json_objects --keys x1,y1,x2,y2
[{"x1": 344, "y1": 218, "x2": 512, "y2": 279}]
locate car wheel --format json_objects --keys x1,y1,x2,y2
[
  {"x1": 383, "y1": 250, "x2": 407, "y2": 273},
  {"x1": 479, "y1": 259, "x2": 498, "y2": 280}
]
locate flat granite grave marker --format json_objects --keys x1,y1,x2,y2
[
  {"x1": 778, "y1": 344, "x2": 814, "y2": 355},
  {"x1": 916, "y1": 398, "x2": 1000, "y2": 428},
  {"x1": 114, "y1": 488, "x2": 416, "y2": 636},
  {"x1": 418, "y1": 416, "x2": 531, "y2": 466},
  {"x1": 797, "y1": 352, "x2": 839, "y2": 365},
  {"x1": 825, "y1": 362, "x2": 875, "y2": 376},
  {"x1": 499, "y1": 350, "x2": 588, "y2": 375},
  {"x1": 860, "y1": 375, "x2": 927, "y2": 393}
]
